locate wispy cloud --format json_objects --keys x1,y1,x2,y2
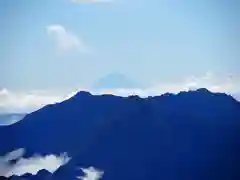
[
  {"x1": 46, "y1": 24, "x2": 87, "y2": 54},
  {"x1": 0, "y1": 72, "x2": 239, "y2": 114},
  {"x1": 77, "y1": 166, "x2": 104, "y2": 180},
  {"x1": 0, "y1": 149, "x2": 70, "y2": 177}
]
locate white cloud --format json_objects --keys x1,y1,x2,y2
[
  {"x1": 72, "y1": 0, "x2": 112, "y2": 4},
  {"x1": 0, "y1": 72, "x2": 239, "y2": 114},
  {"x1": 46, "y1": 24, "x2": 87, "y2": 54},
  {"x1": 0, "y1": 149, "x2": 25, "y2": 176},
  {"x1": 92, "y1": 72, "x2": 239, "y2": 97},
  {"x1": 0, "y1": 149, "x2": 70, "y2": 177},
  {"x1": 77, "y1": 166, "x2": 104, "y2": 180},
  {"x1": 0, "y1": 89, "x2": 66, "y2": 113}
]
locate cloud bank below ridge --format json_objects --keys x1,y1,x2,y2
[
  {"x1": 0, "y1": 72, "x2": 239, "y2": 114},
  {"x1": 0, "y1": 149, "x2": 70, "y2": 177}
]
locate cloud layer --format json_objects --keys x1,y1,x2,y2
[
  {"x1": 0, "y1": 149, "x2": 101, "y2": 180},
  {"x1": 0, "y1": 73, "x2": 239, "y2": 114},
  {"x1": 0, "y1": 89, "x2": 66, "y2": 113},
  {"x1": 0, "y1": 149, "x2": 70, "y2": 177},
  {"x1": 47, "y1": 24, "x2": 87, "y2": 54},
  {"x1": 77, "y1": 166, "x2": 104, "y2": 180}
]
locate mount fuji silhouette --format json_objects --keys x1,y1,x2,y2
[
  {"x1": 93, "y1": 73, "x2": 140, "y2": 89},
  {"x1": 0, "y1": 88, "x2": 239, "y2": 180}
]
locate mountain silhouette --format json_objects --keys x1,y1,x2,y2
[
  {"x1": 93, "y1": 72, "x2": 140, "y2": 89},
  {"x1": 0, "y1": 88, "x2": 239, "y2": 180}
]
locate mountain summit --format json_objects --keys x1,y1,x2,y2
[
  {"x1": 93, "y1": 73, "x2": 140, "y2": 89},
  {"x1": 0, "y1": 89, "x2": 239, "y2": 180}
]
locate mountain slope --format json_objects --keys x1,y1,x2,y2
[{"x1": 0, "y1": 89, "x2": 239, "y2": 180}]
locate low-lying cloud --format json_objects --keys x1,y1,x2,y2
[
  {"x1": 77, "y1": 166, "x2": 104, "y2": 180},
  {"x1": 0, "y1": 149, "x2": 70, "y2": 177},
  {"x1": 0, "y1": 89, "x2": 65, "y2": 113},
  {"x1": 0, "y1": 72, "x2": 239, "y2": 114},
  {"x1": 0, "y1": 149, "x2": 102, "y2": 179}
]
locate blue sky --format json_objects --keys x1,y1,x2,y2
[{"x1": 0, "y1": 0, "x2": 239, "y2": 92}]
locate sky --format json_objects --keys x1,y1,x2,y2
[{"x1": 0, "y1": 0, "x2": 239, "y2": 112}]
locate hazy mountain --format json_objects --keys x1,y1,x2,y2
[
  {"x1": 0, "y1": 88, "x2": 239, "y2": 180},
  {"x1": 93, "y1": 72, "x2": 141, "y2": 89},
  {"x1": 0, "y1": 114, "x2": 26, "y2": 126}
]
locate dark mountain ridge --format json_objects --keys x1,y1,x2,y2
[{"x1": 0, "y1": 88, "x2": 239, "y2": 180}]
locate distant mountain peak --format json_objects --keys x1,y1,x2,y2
[{"x1": 93, "y1": 72, "x2": 140, "y2": 89}]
